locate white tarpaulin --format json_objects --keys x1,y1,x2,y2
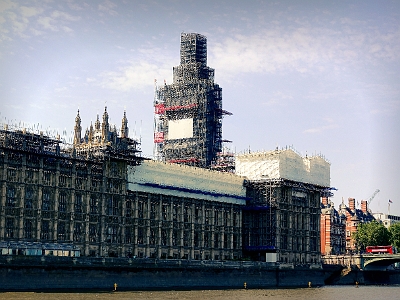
[{"x1": 168, "y1": 118, "x2": 193, "y2": 140}]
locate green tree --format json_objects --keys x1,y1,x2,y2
[
  {"x1": 389, "y1": 223, "x2": 400, "y2": 250},
  {"x1": 353, "y1": 221, "x2": 390, "y2": 252}
]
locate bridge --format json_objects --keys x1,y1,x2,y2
[
  {"x1": 362, "y1": 254, "x2": 400, "y2": 271},
  {"x1": 322, "y1": 254, "x2": 400, "y2": 271}
]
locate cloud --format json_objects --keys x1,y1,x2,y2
[
  {"x1": 303, "y1": 118, "x2": 339, "y2": 134},
  {"x1": 99, "y1": 61, "x2": 171, "y2": 91},
  {"x1": 98, "y1": 0, "x2": 118, "y2": 16},
  {"x1": 210, "y1": 25, "x2": 400, "y2": 77}
]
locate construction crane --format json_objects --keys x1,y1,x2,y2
[{"x1": 368, "y1": 189, "x2": 380, "y2": 206}]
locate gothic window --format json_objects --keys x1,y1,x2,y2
[
  {"x1": 6, "y1": 218, "x2": 14, "y2": 238},
  {"x1": 90, "y1": 197, "x2": 98, "y2": 214},
  {"x1": 137, "y1": 227, "x2": 144, "y2": 244},
  {"x1": 214, "y1": 233, "x2": 219, "y2": 248},
  {"x1": 150, "y1": 202, "x2": 157, "y2": 220},
  {"x1": 59, "y1": 193, "x2": 67, "y2": 212},
  {"x1": 149, "y1": 229, "x2": 156, "y2": 245},
  {"x1": 161, "y1": 230, "x2": 167, "y2": 246},
  {"x1": 223, "y1": 233, "x2": 228, "y2": 249},
  {"x1": 42, "y1": 191, "x2": 51, "y2": 211},
  {"x1": 194, "y1": 232, "x2": 200, "y2": 247},
  {"x1": 89, "y1": 224, "x2": 98, "y2": 242},
  {"x1": 125, "y1": 227, "x2": 132, "y2": 244},
  {"x1": 195, "y1": 206, "x2": 201, "y2": 223},
  {"x1": 214, "y1": 210, "x2": 219, "y2": 226},
  {"x1": 125, "y1": 200, "x2": 132, "y2": 218},
  {"x1": 183, "y1": 231, "x2": 190, "y2": 247},
  {"x1": 41, "y1": 220, "x2": 50, "y2": 240},
  {"x1": 172, "y1": 230, "x2": 178, "y2": 246},
  {"x1": 107, "y1": 198, "x2": 119, "y2": 216},
  {"x1": 173, "y1": 203, "x2": 179, "y2": 222},
  {"x1": 73, "y1": 222, "x2": 83, "y2": 242},
  {"x1": 43, "y1": 171, "x2": 51, "y2": 185},
  {"x1": 162, "y1": 203, "x2": 168, "y2": 220},
  {"x1": 75, "y1": 194, "x2": 83, "y2": 213},
  {"x1": 106, "y1": 225, "x2": 118, "y2": 243},
  {"x1": 24, "y1": 219, "x2": 33, "y2": 239},
  {"x1": 138, "y1": 201, "x2": 144, "y2": 219},
  {"x1": 25, "y1": 187, "x2": 34, "y2": 209},
  {"x1": 184, "y1": 205, "x2": 190, "y2": 223},
  {"x1": 58, "y1": 221, "x2": 66, "y2": 241},
  {"x1": 6, "y1": 187, "x2": 16, "y2": 207}
]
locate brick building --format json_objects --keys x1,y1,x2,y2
[{"x1": 320, "y1": 197, "x2": 346, "y2": 255}]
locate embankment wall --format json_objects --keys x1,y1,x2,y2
[{"x1": 0, "y1": 256, "x2": 325, "y2": 291}]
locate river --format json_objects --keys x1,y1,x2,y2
[{"x1": 2, "y1": 286, "x2": 400, "y2": 300}]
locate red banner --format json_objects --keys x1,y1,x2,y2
[
  {"x1": 154, "y1": 104, "x2": 166, "y2": 114},
  {"x1": 154, "y1": 132, "x2": 164, "y2": 143}
]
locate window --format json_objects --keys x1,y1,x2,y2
[
  {"x1": 75, "y1": 194, "x2": 83, "y2": 213},
  {"x1": 125, "y1": 227, "x2": 132, "y2": 243},
  {"x1": 25, "y1": 187, "x2": 34, "y2": 209},
  {"x1": 59, "y1": 193, "x2": 67, "y2": 212},
  {"x1": 89, "y1": 224, "x2": 98, "y2": 242},
  {"x1": 90, "y1": 197, "x2": 98, "y2": 214},
  {"x1": 73, "y1": 222, "x2": 83, "y2": 242},
  {"x1": 106, "y1": 225, "x2": 118, "y2": 243},
  {"x1": 58, "y1": 221, "x2": 66, "y2": 241},
  {"x1": 6, "y1": 187, "x2": 16, "y2": 207},
  {"x1": 125, "y1": 200, "x2": 132, "y2": 217},
  {"x1": 41, "y1": 220, "x2": 50, "y2": 240},
  {"x1": 107, "y1": 198, "x2": 119, "y2": 216},
  {"x1": 6, "y1": 218, "x2": 14, "y2": 238},
  {"x1": 24, "y1": 219, "x2": 33, "y2": 239},
  {"x1": 161, "y1": 230, "x2": 167, "y2": 246},
  {"x1": 214, "y1": 233, "x2": 219, "y2": 248},
  {"x1": 42, "y1": 191, "x2": 51, "y2": 211}
]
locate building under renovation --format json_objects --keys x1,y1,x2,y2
[
  {"x1": 153, "y1": 33, "x2": 231, "y2": 168},
  {"x1": 236, "y1": 148, "x2": 331, "y2": 264},
  {"x1": 1, "y1": 33, "x2": 332, "y2": 266},
  {"x1": 0, "y1": 108, "x2": 246, "y2": 259}
]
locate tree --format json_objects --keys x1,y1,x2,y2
[
  {"x1": 353, "y1": 221, "x2": 390, "y2": 252},
  {"x1": 389, "y1": 223, "x2": 400, "y2": 250}
]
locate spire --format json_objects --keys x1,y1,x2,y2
[
  {"x1": 121, "y1": 110, "x2": 129, "y2": 138},
  {"x1": 73, "y1": 109, "x2": 82, "y2": 145},
  {"x1": 89, "y1": 121, "x2": 94, "y2": 143},
  {"x1": 95, "y1": 114, "x2": 100, "y2": 130},
  {"x1": 102, "y1": 106, "x2": 109, "y2": 143}
]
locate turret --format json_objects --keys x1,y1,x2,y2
[
  {"x1": 102, "y1": 106, "x2": 109, "y2": 143},
  {"x1": 121, "y1": 111, "x2": 129, "y2": 138},
  {"x1": 73, "y1": 109, "x2": 82, "y2": 145}
]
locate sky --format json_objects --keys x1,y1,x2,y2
[{"x1": 1, "y1": 0, "x2": 399, "y2": 215}]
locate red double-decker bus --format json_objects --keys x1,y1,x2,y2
[{"x1": 365, "y1": 245, "x2": 394, "y2": 254}]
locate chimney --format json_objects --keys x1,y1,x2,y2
[
  {"x1": 348, "y1": 198, "x2": 356, "y2": 210},
  {"x1": 361, "y1": 200, "x2": 368, "y2": 213},
  {"x1": 322, "y1": 197, "x2": 328, "y2": 206}
]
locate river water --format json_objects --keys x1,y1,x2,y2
[{"x1": 2, "y1": 286, "x2": 400, "y2": 300}]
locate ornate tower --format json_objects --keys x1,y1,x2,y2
[{"x1": 153, "y1": 33, "x2": 230, "y2": 168}]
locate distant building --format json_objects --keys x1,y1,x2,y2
[
  {"x1": 320, "y1": 197, "x2": 346, "y2": 255},
  {"x1": 373, "y1": 213, "x2": 400, "y2": 229},
  {"x1": 339, "y1": 198, "x2": 375, "y2": 252}
]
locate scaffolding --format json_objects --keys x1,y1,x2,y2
[
  {"x1": 242, "y1": 178, "x2": 324, "y2": 264},
  {"x1": 153, "y1": 33, "x2": 231, "y2": 168}
]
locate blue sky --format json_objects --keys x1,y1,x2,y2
[{"x1": 1, "y1": 0, "x2": 399, "y2": 215}]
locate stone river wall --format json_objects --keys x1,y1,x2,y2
[{"x1": 0, "y1": 256, "x2": 326, "y2": 291}]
